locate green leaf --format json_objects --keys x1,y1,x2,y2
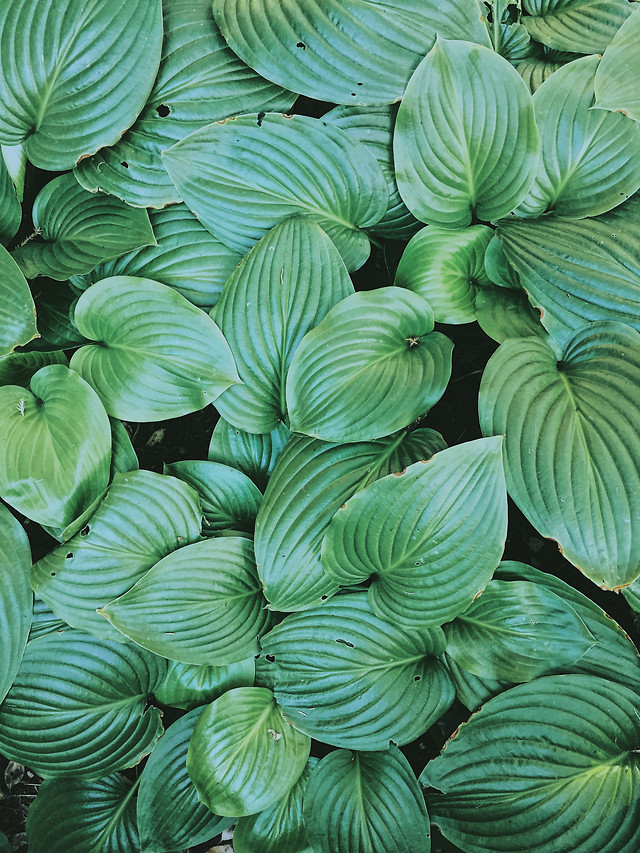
[
  {"x1": 70, "y1": 204, "x2": 242, "y2": 311},
  {"x1": 1, "y1": 143, "x2": 26, "y2": 202},
  {"x1": 29, "y1": 596, "x2": 68, "y2": 642},
  {"x1": 213, "y1": 216, "x2": 353, "y2": 433},
  {"x1": 11, "y1": 174, "x2": 156, "y2": 281},
  {"x1": 479, "y1": 323, "x2": 640, "y2": 589},
  {"x1": 394, "y1": 39, "x2": 539, "y2": 228},
  {"x1": 395, "y1": 226, "x2": 494, "y2": 324},
  {"x1": 594, "y1": 6, "x2": 640, "y2": 121},
  {"x1": 162, "y1": 113, "x2": 388, "y2": 272},
  {"x1": 209, "y1": 418, "x2": 290, "y2": 491},
  {"x1": 187, "y1": 686, "x2": 311, "y2": 817},
  {"x1": 31, "y1": 280, "x2": 85, "y2": 349},
  {"x1": 212, "y1": 0, "x2": 490, "y2": 105},
  {"x1": 137, "y1": 708, "x2": 231, "y2": 853},
  {"x1": 0, "y1": 832, "x2": 9, "y2": 853},
  {"x1": 0, "y1": 148, "x2": 20, "y2": 245},
  {"x1": 75, "y1": 0, "x2": 293, "y2": 208},
  {"x1": 474, "y1": 288, "x2": 544, "y2": 343},
  {"x1": 0, "y1": 505, "x2": 32, "y2": 704},
  {"x1": 259, "y1": 593, "x2": 454, "y2": 750},
  {"x1": 0, "y1": 349, "x2": 67, "y2": 388},
  {"x1": 516, "y1": 55, "x2": 640, "y2": 218},
  {"x1": 164, "y1": 460, "x2": 262, "y2": 535},
  {"x1": 304, "y1": 746, "x2": 430, "y2": 853},
  {"x1": 255, "y1": 429, "x2": 446, "y2": 611},
  {"x1": 0, "y1": 245, "x2": 38, "y2": 355},
  {"x1": 444, "y1": 579, "x2": 595, "y2": 682},
  {"x1": 155, "y1": 657, "x2": 255, "y2": 710},
  {"x1": 523, "y1": 0, "x2": 635, "y2": 54},
  {"x1": 102, "y1": 537, "x2": 272, "y2": 665},
  {"x1": 422, "y1": 675, "x2": 640, "y2": 853},
  {"x1": 323, "y1": 437, "x2": 507, "y2": 628},
  {"x1": 26, "y1": 774, "x2": 139, "y2": 853},
  {"x1": 515, "y1": 53, "x2": 567, "y2": 94},
  {"x1": 623, "y1": 577, "x2": 640, "y2": 612},
  {"x1": 31, "y1": 469, "x2": 203, "y2": 639},
  {"x1": 110, "y1": 418, "x2": 138, "y2": 477},
  {"x1": 287, "y1": 288, "x2": 452, "y2": 442},
  {"x1": 0, "y1": 0, "x2": 163, "y2": 170},
  {"x1": 0, "y1": 631, "x2": 165, "y2": 779},
  {"x1": 70, "y1": 276, "x2": 239, "y2": 420},
  {"x1": 234, "y1": 757, "x2": 316, "y2": 853},
  {"x1": 0, "y1": 365, "x2": 111, "y2": 528}
]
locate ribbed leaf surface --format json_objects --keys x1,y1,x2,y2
[
  {"x1": 523, "y1": 0, "x2": 634, "y2": 54},
  {"x1": 155, "y1": 657, "x2": 255, "y2": 710},
  {"x1": 474, "y1": 288, "x2": 544, "y2": 344},
  {"x1": 0, "y1": 246, "x2": 37, "y2": 356},
  {"x1": 594, "y1": 6, "x2": 640, "y2": 121},
  {"x1": 0, "y1": 350, "x2": 67, "y2": 387},
  {"x1": 0, "y1": 505, "x2": 32, "y2": 704},
  {"x1": 209, "y1": 418, "x2": 290, "y2": 491},
  {"x1": 0, "y1": 151, "x2": 20, "y2": 245}
]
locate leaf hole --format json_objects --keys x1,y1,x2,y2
[
  {"x1": 296, "y1": 41, "x2": 306, "y2": 49},
  {"x1": 257, "y1": 111, "x2": 266, "y2": 127},
  {"x1": 66, "y1": 553, "x2": 73, "y2": 559},
  {"x1": 321, "y1": 595, "x2": 329, "y2": 601},
  {"x1": 80, "y1": 525, "x2": 90, "y2": 536},
  {"x1": 265, "y1": 654, "x2": 276, "y2": 663},
  {"x1": 414, "y1": 675, "x2": 421, "y2": 682},
  {"x1": 156, "y1": 104, "x2": 171, "y2": 117},
  {"x1": 50, "y1": 572, "x2": 56, "y2": 577},
  {"x1": 335, "y1": 638, "x2": 355, "y2": 648},
  {"x1": 121, "y1": 161, "x2": 129, "y2": 168}
]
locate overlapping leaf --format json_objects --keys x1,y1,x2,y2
[
  {"x1": 523, "y1": 0, "x2": 635, "y2": 54},
  {"x1": 155, "y1": 657, "x2": 255, "y2": 710},
  {"x1": 594, "y1": 6, "x2": 640, "y2": 121},
  {"x1": 0, "y1": 149, "x2": 20, "y2": 245},
  {"x1": 209, "y1": 418, "x2": 290, "y2": 491},
  {"x1": 0, "y1": 246, "x2": 37, "y2": 356},
  {"x1": 0, "y1": 504, "x2": 32, "y2": 704},
  {"x1": 0, "y1": 350, "x2": 67, "y2": 388},
  {"x1": 474, "y1": 288, "x2": 544, "y2": 343}
]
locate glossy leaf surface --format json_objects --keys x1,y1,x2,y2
[
  {"x1": 209, "y1": 418, "x2": 290, "y2": 491},
  {"x1": 594, "y1": 6, "x2": 640, "y2": 121},
  {"x1": 155, "y1": 657, "x2": 255, "y2": 710},
  {"x1": 0, "y1": 504, "x2": 32, "y2": 704},
  {"x1": 0, "y1": 245, "x2": 37, "y2": 356},
  {"x1": 523, "y1": 0, "x2": 634, "y2": 54}
]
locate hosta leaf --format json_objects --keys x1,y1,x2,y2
[
  {"x1": 137, "y1": 709, "x2": 231, "y2": 853},
  {"x1": 422, "y1": 675, "x2": 640, "y2": 853},
  {"x1": 0, "y1": 150, "x2": 20, "y2": 245},
  {"x1": 0, "y1": 245, "x2": 37, "y2": 356},
  {"x1": 484, "y1": 234, "x2": 521, "y2": 290},
  {"x1": 234, "y1": 757, "x2": 316, "y2": 853},
  {"x1": 26, "y1": 774, "x2": 139, "y2": 853},
  {"x1": 31, "y1": 280, "x2": 85, "y2": 349},
  {"x1": 187, "y1": 686, "x2": 311, "y2": 816},
  {"x1": 515, "y1": 54, "x2": 566, "y2": 94},
  {"x1": 395, "y1": 226, "x2": 494, "y2": 324},
  {"x1": 212, "y1": 0, "x2": 490, "y2": 105},
  {"x1": 162, "y1": 113, "x2": 388, "y2": 272},
  {"x1": 0, "y1": 505, "x2": 32, "y2": 704},
  {"x1": 623, "y1": 578, "x2": 640, "y2": 612},
  {"x1": 102, "y1": 537, "x2": 272, "y2": 665},
  {"x1": 259, "y1": 593, "x2": 454, "y2": 750},
  {"x1": 70, "y1": 276, "x2": 239, "y2": 420},
  {"x1": 304, "y1": 746, "x2": 430, "y2": 853},
  {"x1": 594, "y1": 6, "x2": 640, "y2": 121},
  {"x1": 323, "y1": 438, "x2": 507, "y2": 628},
  {"x1": 213, "y1": 216, "x2": 353, "y2": 433},
  {"x1": 474, "y1": 288, "x2": 544, "y2": 343},
  {"x1": 0, "y1": 631, "x2": 165, "y2": 779},
  {"x1": 444, "y1": 579, "x2": 595, "y2": 682},
  {"x1": 31, "y1": 470, "x2": 202, "y2": 639},
  {"x1": 394, "y1": 39, "x2": 539, "y2": 228},
  {"x1": 523, "y1": 0, "x2": 635, "y2": 54},
  {"x1": 70, "y1": 204, "x2": 242, "y2": 310},
  {"x1": 164, "y1": 460, "x2": 262, "y2": 534},
  {"x1": 0, "y1": 0, "x2": 162, "y2": 170},
  {"x1": 255, "y1": 429, "x2": 446, "y2": 611},
  {"x1": 155, "y1": 657, "x2": 255, "y2": 710},
  {"x1": 0, "y1": 365, "x2": 111, "y2": 528},
  {"x1": 0, "y1": 349, "x2": 67, "y2": 389},
  {"x1": 209, "y1": 418, "x2": 290, "y2": 491},
  {"x1": 2, "y1": 143, "x2": 26, "y2": 202},
  {"x1": 110, "y1": 418, "x2": 138, "y2": 477},
  {"x1": 29, "y1": 596, "x2": 68, "y2": 642},
  {"x1": 517, "y1": 55, "x2": 640, "y2": 218},
  {"x1": 287, "y1": 288, "x2": 452, "y2": 443},
  {"x1": 12, "y1": 174, "x2": 156, "y2": 281},
  {"x1": 75, "y1": 0, "x2": 293, "y2": 208},
  {"x1": 479, "y1": 323, "x2": 640, "y2": 589}
]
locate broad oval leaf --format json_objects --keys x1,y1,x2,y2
[
  {"x1": 259, "y1": 593, "x2": 455, "y2": 750},
  {"x1": 479, "y1": 323, "x2": 640, "y2": 589},
  {"x1": 162, "y1": 113, "x2": 389, "y2": 272},
  {"x1": 0, "y1": 631, "x2": 165, "y2": 779},
  {"x1": 102, "y1": 537, "x2": 272, "y2": 665},
  {"x1": 11, "y1": 174, "x2": 156, "y2": 281},
  {"x1": 0, "y1": 365, "x2": 111, "y2": 529},
  {"x1": 322, "y1": 437, "x2": 507, "y2": 628},
  {"x1": 287, "y1": 288, "x2": 452, "y2": 443},
  {"x1": 31, "y1": 469, "x2": 203, "y2": 639},
  {"x1": 0, "y1": 504, "x2": 32, "y2": 704},
  {"x1": 209, "y1": 418, "x2": 290, "y2": 491},
  {"x1": 155, "y1": 657, "x2": 255, "y2": 710},
  {"x1": 0, "y1": 245, "x2": 37, "y2": 356},
  {"x1": 70, "y1": 276, "x2": 239, "y2": 420},
  {"x1": 213, "y1": 216, "x2": 353, "y2": 433},
  {"x1": 26, "y1": 773, "x2": 139, "y2": 853},
  {"x1": 422, "y1": 674, "x2": 640, "y2": 853},
  {"x1": 394, "y1": 39, "x2": 539, "y2": 228},
  {"x1": 212, "y1": 0, "x2": 490, "y2": 105},
  {"x1": 523, "y1": 0, "x2": 635, "y2": 54},
  {"x1": 304, "y1": 746, "x2": 430, "y2": 853},
  {"x1": 516, "y1": 55, "x2": 640, "y2": 218},
  {"x1": 187, "y1": 686, "x2": 311, "y2": 817},
  {"x1": 0, "y1": 0, "x2": 163, "y2": 170},
  {"x1": 137, "y1": 708, "x2": 231, "y2": 853},
  {"x1": 255, "y1": 429, "x2": 446, "y2": 611},
  {"x1": 594, "y1": 6, "x2": 640, "y2": 122}
]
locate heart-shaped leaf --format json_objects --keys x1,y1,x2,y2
[
  {"x1": 594, "y1": 6, "x2": 640, "y2": 122},
  {"x1": 523, "y1": 0, "x2": 635, "y2": 54},
  {"x1": 70, "y1": 276, "x2": 239, "y2": 420},
  {"x1": 0, "y1": 365, "x2": 111, "y2": 529},
  {"x1": 394, "y1": 38, "x2": 539, "y2": 228},
  {"x1": 162, "y1": 113, "x2": 388, "y2": 272},
  {"x1": 0, "y1": 631, "x2": 165, "y2": 779},
  {"x1": 0, "y1": 504, "x2": 32, "y2": 704},
  {"x1": 0, "y1": 246, "x2": 37, "y2": 356},
  {"x1": 209, "y1": 418, "x2": 290, "y2": 491},
  {"x1": 287, "y1": 288, "x2": 452, "y2": 442},
  {"x1": 155, "y1": 657, "x2": 255, "y2": 710},
  {"x1": 0, "y1": 0, "x2": 163, "y2": 170},
  {"x1": 187, "y1": 686, "x2": 311, "y2": 817}
]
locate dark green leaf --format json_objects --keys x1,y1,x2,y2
[{"x1": 0, "y1": 504, "x2": 32, "y2": 703}]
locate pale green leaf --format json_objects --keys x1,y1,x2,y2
[
  {"x1": 209, "y1": 418, "x2": 290, "y2": 491},
  {"x1": 594, "y1": 6, "x2": 640, "y2": 121},
  {"x1": 0, "y1": 245, "x2": 38, "y2": 356},
  {"x1": 523, "y1": 0, "x2": 635, "y2": 54}
]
